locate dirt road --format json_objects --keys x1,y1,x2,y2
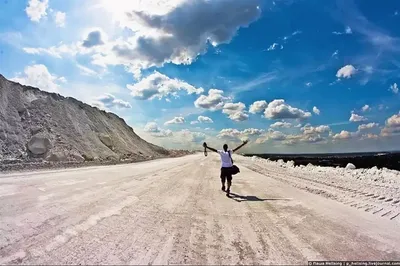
[{"x1": 1, "y1": 153, "x2": 400, "y2": 265}]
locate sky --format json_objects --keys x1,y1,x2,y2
[{"x1": 1, "y1": 0, "x2": 400, "y2": 154}]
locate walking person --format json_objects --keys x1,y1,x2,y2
[{"x1": 203, "y1": 140, "x2": 249, "y2": 196}]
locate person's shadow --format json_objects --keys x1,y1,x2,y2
[{"x1": 228, "y1": 192, "x2": 292, "y2": 203}]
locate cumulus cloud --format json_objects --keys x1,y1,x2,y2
[
  {"x1": 172, "y1": 129, "x2": 206, "y2": 143},
  {"x1": 249, "y1": 100, "x2": 268, "y2": 114},
  {"x1": 194, "y1": 89, "x2": 230, "y2": 110},
  {"x1": 82, "y1": 30, "x2": 105, "y2": 48},
  {"x1": 333, "y1": 130, "x2": 352, "y2": 140},
  {"x1": 336, "y1": 65, "x2": 357, "y2": 79},
  {"x1": 26, "y1": 0, "x2": 49, "y2": 22},
  {"x1": 222, "y1": 102, "x2": 249, "y2": 121},
  {"x1": 11, "y1": 64, "x2": 63, "y2": 93},
  {"x1": 128, "y1": 71, "x2": 204, "y2": 100},
  {"x1": 313, "y1": 106, "x2": 320, "y2": 115},
  {"x1": 270, "y1": 122, "x2": 292, "y2": 129},
  {"x1": 164, "y1": 116, "x2": 185, "y2": 125},
  {"x1": 390, "y1": 83, "x2": 398, "y2": 94},
  {"x1": 264, "y1": 99, "x2": 312, "y2": 120},
  {"x1": 360, "y1": 133, "x2": 379, "y2": 140},
  {"x1": 54, "y1": 11, "x2": 66, "y2": 27},
  {"x1": 349, "y1": 112, "x2": 367, "y2": 122},
  {"x1": 381, "y1": 112, "x2": 400, "y2": 137},
  {"x1": 256, "y1": 130, "x2": 287, "y2": 143},
  {"x1": 218, "y1": 128, "x2": 241, "y2": 139},
  {"x1": 197, "y1": 115, "x2": 213, "y2": 123},
  {"x1": 358, "y1": 123, "x2": 379, "y2": 131},
  {"x1": 218, "y1": 128, "x2": 263, "y2": 141},
  {"x1": 362, "y1": 105, "x2": 370, "y2": 112},
  {"x1": 256, "y1": 124, "x2": 331, "y2": 145},
  {"x1": 93, "y1": 0, "x2": 262, "y2": 77},
  {"x1": 94, "y1": 93, "x2": 132, "y2": 109},
  {"x1": 301, "y1": 125, "x2": 331, "y2": 135},
  {"x1": 144, "y1": 122, "x2": 160, "y2": 133},
  {"x1": 144, "y1": 122, "x2": 173, "y2": 137}
]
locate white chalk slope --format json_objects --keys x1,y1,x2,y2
[{"x1": 1, "y1": 153, "x2": 399, "y2": 265}]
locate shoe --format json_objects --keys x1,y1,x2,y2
[
  {"x1": 226, "y1": 189, "x2": 230, "y2": 196},
  {"x1": 221, "y1": 185, "x2": 226, "y2": 191}
]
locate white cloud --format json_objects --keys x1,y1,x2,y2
[
  {"x1": 313, "y1": 106, "x2": 320, "y2": 115},
  {"x1": 336, "y1": 65, "x2": 357, "y2": 79},
  {"x1": 249, "y1": 100, "x2": 268, "y2": 114},
  {"x1": 257, "y1": 130, "x2": 287, "y2": 142},
  {"x1": 257, "y1": 124, "x2": 331, "y2": 145},
  {"x1": 164, "y1": 116, "x2": 185, "y2": 125},
  {"x1": 305, "y1": 82, "x2": 312, "y2": 87},
  {"x1": 94, "y1": 0, "x2": 262, "y2": 76},
  {"x1": 144, "y1": 122, "x2": 160, "y2": 133},
  {"x1": 361, "y1": 104, "x2": 370, "y2": 112},
  {"x1": 77, "y1": 64, "x2": 98, "y2": 76},
  {"x1": 144, "y1": 122, "x2": 173, "y2": 137},
  {"x1": 332, "y1": 50, "x2": 339, "y2": 58},
  {"x1": 333, "y1": 130, "x2": 352, "y2": 140},
  {"x1": 267, "y1": 43, "x2": 282, "y2": 51},
  {"x1": 301, "y1": 125, "x2": 330, "y2": 135},
  {"x1": 190, "y1": 121, "x2": 199, "y2": 125},
  {"x1": 194, "y1": 89, "x2": 230, "y2": 111},
  {"x1": 128, "y1": 71, "x2": 204, "y2": 100},
  {"x1": 345, "y1": 26, "x2": 353, "y2": 34},
  {"x1": 11, "y1": 64, "x2": 63, "y2": 93},
  {"x1": 381, "y1": 112, "x2": 400, "y2": 137},
  {"x1": 241, "y1": 128, "x2": 265, "y2": 136},
  {"x1": 23, "y1": 28, "x2": 109, "y2": 60},
  {"x1": 390, "y1": 83, "x2": 398, "y2": 94},
  {"x1": 222, "y1": 102, "x2": 249, "y2": 122},
  {"x1": 217, "y1": 128, "x2": 241, "y2": 139},
  {"x1": 197, "y1": 115, "x2": 213, "y2": 123},
  {"x1": 358, "y1": 123, "x2": 379, "y2": 131},
  {"x1": 361, "y1": 133, "x2": 379, "y2": 140},
  {"x1": 349, "y1": 113, "x2": 367, "y2": 122},
  {"x1": 54, "y1": 11, "x2": 66, "y2": 27},
  {"x1": 177, "y1": 130, "x2": 206, "y2": 143},
  {"x1": 26, "y1": 0, "x2": 49, "y2": 22},
  {"x1": 270, "y1": 122, "x2": 292, "y2": 129},
  {"x1": 218, "y1": 128, "x2": 263, "y2": 141},
  {"x1": 332, "y1": 26, "x2": 352, "y2": 35},
  {"x1": 94, "y1": 93, "x2": 131, "y2": 109},
  {"x1": 264, "y1": 99, "x2": 312, "y2": 120}
]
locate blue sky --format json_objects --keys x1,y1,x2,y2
[{"x1": 1, "y1": 0, "x2": 400, "y2": 153}]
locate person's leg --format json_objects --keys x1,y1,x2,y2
[
  {"x1": 220, "y1": 168, "x2": 226, "y2": 191},
  {"x1": 226, "y1": 174, "x2": 232, "y2": 195}
]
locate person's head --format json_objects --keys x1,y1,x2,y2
[{"x1": 223, "y1": 144, "x2": 228, "y2": 151}]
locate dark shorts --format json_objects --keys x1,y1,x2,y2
[{"x1": 220, "y1": 167, "x2": 232, "y2": 182}]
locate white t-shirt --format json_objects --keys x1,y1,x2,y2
[{"x1": 218, "y1": 149, "x2": 233, "y2": 168}]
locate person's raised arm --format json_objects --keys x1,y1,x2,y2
[
  {"x1": 233, "y1": 140, "x2": 249, "y2": 153},
  {"x1": 203, "y1": 142, "x2": 218, "y2": 153}
]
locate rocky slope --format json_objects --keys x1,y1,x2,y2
[{"x1": 0, "y1": 74, "x2": 190, "y2": 170}]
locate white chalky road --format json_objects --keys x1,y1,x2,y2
[{"x1": 1, "y1": 153, "x2": 400, "y2": 265}]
